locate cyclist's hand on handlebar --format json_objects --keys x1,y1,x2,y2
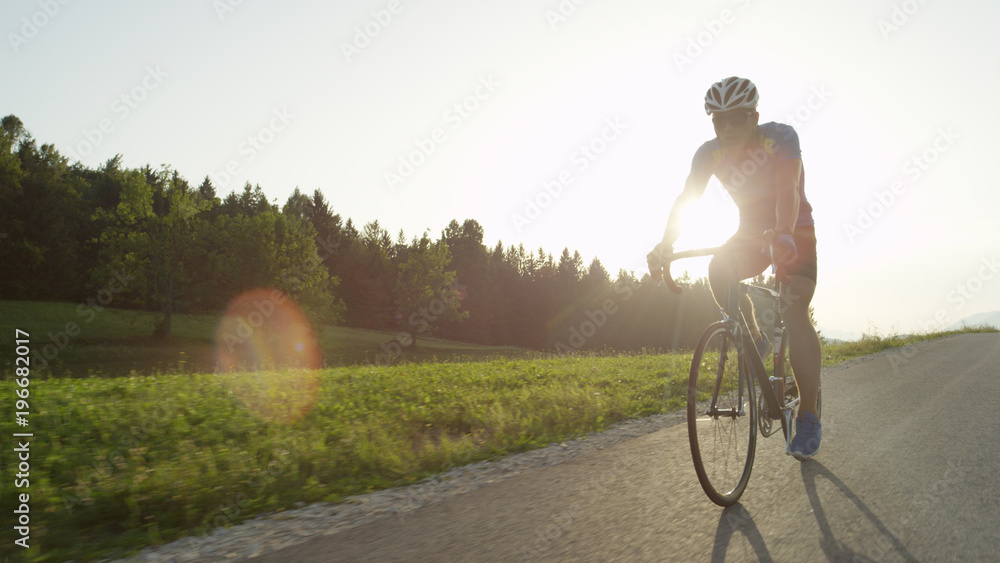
[
  {"x1": 763, "y1": 229, "x2": 797, "y2": 265},
  {"x1": 647, "y1": 242, "x2": 673, "y2": 282}
]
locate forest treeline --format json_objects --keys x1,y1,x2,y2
[{"x1": 1, "y1": 114, "x2": 773, "y2": 357}]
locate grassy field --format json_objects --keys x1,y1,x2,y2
[
  {"x1": 0, "y1": 300, "x2": 531, "y2": 377},
  {"x1": 0, "y1": 300, "x2": 995, "y2": 561}
]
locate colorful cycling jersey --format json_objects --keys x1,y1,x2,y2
[{"x1": 691, "y1": 121, "x2": 814, "y2": 233}]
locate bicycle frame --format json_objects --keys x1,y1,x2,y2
[
  {"x1": 657, "y1": 246, "x2": 797, "y2": 449},
  {"x1": 733, "y1": 278, "x2": 797, "y2": 449}
]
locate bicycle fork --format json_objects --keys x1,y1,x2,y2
[{"x1": 707, "y1": 334, "x2": 744, "y2": 420}]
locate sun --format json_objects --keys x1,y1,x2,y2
[{"x1": 673, "y1": 180, "x2": 740, "y2": 251}]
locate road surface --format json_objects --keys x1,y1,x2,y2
[{"x1": 255, "y1": 333, "x2": 1000, "y2": 562}]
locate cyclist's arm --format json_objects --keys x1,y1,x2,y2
[
  {"x1": 661, "y1": 165, "x2": 712, "y2": 247},
  {"x1": 773, "y1": 157, "x2": 802, "y2": 234}
]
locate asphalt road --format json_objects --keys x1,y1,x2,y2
[{"x1": 255, "y1": 333, "x2": 1000, "y2": 562}]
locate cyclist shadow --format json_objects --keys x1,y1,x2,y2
[
  {"x1": 708, "y1": 462, "x2": 919, "y2": 562},
  {"x1": 800, "y1": 461, "x2": 918, "y2": 562},
  {"x1": 709, "y1": 504, "x2": 773, "y2": 563}
]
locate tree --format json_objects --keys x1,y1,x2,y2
[
  {"x1": 394, "y1": 233, "x2": 466, "y2": 345},
  {"x1": 197, "y1": 175, "x2": 217, "y2": 200},
  {"x1": 583, "y1": 257, "x2": 611, "y2": 288},
  {"x1": 557, "y1": 247, "x2": 584, "y2": 286},
  {"x1": 84, "y1": 156, "x2": 126, "y2": 211},
  {"x1": 361, "y1": 220, "x2": 393, "y2": 252},
  {"x1": 95, "y1": 166, "x2": 210, "y2": 338},
  {"x1": 282, "y1": 187, "x2": 310, "y2": 219},
  {"x1": 485, "y1": 240, "x2": 518, "y2": 344},
  {"x1": 1, "y1": 130, "x2": 92, "y2": 300},
  {"x1": 336, "y1": 220, "x2": 396, "y2": 328},
  {"x1": 220, "y1": 182, "x2": 273, "y2": 216},
  {"x1": 204, "y1": 206, "x2": 342, "y2": 325},
  {"x1": 0, "y1": 116, "x2": 27, "y2": 299},
  {"x1": 440, "y1": 219, "x2": 491, "y2": 342}
]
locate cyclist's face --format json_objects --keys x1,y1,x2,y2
[{"x1": 712, "y1": 109, "x2": 758, "y2": 150}]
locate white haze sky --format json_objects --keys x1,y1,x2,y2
[{"x1": 3, "y1": 0, "x2": 999, "y2": 337}]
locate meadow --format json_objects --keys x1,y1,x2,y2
[
  {"x1": 0, "y1": 300, "x2": 531, "y2": 378},
  {"x1": 0, "y1": 300, "x2": 993, "y2": 561}
]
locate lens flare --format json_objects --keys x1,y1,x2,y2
[{"x1": 214, "y1": 288, "x2": 322, "y2": 423}]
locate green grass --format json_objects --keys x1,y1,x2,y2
[
  {"x1": 820, "y1": 325, "x2": 998, "y2": 367},
  {"x1": 1, "y1": 353, "x2": 694, "y2": 561},
  {"x1": 0, "y1": 300, "x2": 995, "y2": 561}
]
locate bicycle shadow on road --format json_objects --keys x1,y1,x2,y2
[
  {"x1": 709, "y1": 504, "x2": 773, "y2": 563},
  {"x1": 800, "y1": 461, "x2": 918, "y2": 562}
]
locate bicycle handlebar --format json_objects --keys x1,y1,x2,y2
[
  {"x1": 649, "y1": 247, "x2": 722, "y2": 295},
  {"x1": 649, "y1": 244, "x2": 782, "y2": 294}
]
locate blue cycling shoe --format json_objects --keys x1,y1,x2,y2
[{"x1": 789, "y1": 410, "x2": 821, "y2": 461}]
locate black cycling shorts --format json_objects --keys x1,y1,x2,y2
[{"x1": 714, "y1": 225, "x2": 818, "y2": 283}]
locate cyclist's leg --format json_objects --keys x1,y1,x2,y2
[
  {"x1": 782, "y1": 226, "x2": 821, "y2": 417},
  {"x1": 708, "y1": 234, "x2": 769, "y2": 340},
  {"x1": 783, "y1": 275, "x2": 821, "y2": 416},
  {"x1": 708, "y1": 257, "x2": 737, "y2": 316},
  {"x1": 740, "y1": 293, "x2": 762, "y2": 342}
]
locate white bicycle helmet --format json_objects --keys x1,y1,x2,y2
[{"x1": 704, "y1": 77, "x2": 759, "y2": 115}]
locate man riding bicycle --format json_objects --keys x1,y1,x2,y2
[{"x1": 649, "y1": 76, "x2": 822, "y2": 459}]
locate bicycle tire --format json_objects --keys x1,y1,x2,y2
[{"x1": 687, "y1": 322, "x2": 757, "y2": 506}]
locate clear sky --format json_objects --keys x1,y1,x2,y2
[{"x1": 3, "y1": 0, "x2": 999, "y2": 337}]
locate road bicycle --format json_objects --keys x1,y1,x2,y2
[{"x1": 652, "y1": 245, "x2": 821, "y2": 507}]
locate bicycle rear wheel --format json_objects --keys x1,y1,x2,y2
[{"x1": 687, "y1": 322, "x2": 757, "y2": 506}]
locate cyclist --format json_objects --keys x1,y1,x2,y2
[{"x1": 649, "y1": 76, "x2": 822, "y2": 459}]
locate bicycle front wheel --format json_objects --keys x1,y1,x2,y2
[{"x1": 687, "y1": 322, "x2": 757, "y2": 506}]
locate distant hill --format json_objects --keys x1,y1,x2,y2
[
  {"x1": 818, "y1": 327, "x2": 862, "y2": 342},
  {"x1": 947, "y1": 310, "x2": 1000, "y2": 331}
]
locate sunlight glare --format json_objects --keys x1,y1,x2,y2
[
  {"x1": 214, "y1": 288, "x2": 323, "y2": 424},
  {"x1": 668, "y1": 180, "x2": 740, "y2": 280},
  {"x1": 674, "y1": 181, "x2": 740, "y2": 249}
]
